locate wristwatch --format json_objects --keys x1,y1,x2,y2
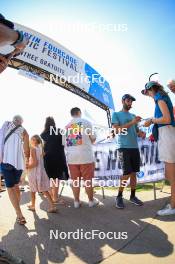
[{"x1": 11, "y1": 30, "x2": 24, "y2": 46}]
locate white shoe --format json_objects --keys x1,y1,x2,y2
[
  {"x1": 74, "y1": 201, "x2": 81, "y2": 208},
  {"x1": 157, "y1": 204, "x2": 175, "y2": 216},
  {"x1": 89, "y1": 198, "x2": 99, "y2": 208}
]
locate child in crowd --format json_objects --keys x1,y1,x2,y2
[{"x1": 27, "y1": 135, "x2": 57, "y2": 213}]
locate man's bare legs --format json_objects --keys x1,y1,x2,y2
[
  {"x1": 14, "y1": 184, "x2": 21, "y2": 202},
  {"x1": 84, "y1": 179, "x2": 93, "y2": 202},
  {"x1": 118, "y1": 173, "x2": 131, "y2": 194},
  {"x1": 116, "y1": 172, "x2": 143, "y2": 208},
  {"x1": 72, "y1": 178, "x2": 81, "y2": 202},
  {"x1": 7, "y1": 186, "x2": 24, "y2": 218}
]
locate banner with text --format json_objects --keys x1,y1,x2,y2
[
  {"x1": 93, "y1": 139, "x2": 165, "y2": 186},
  {"x1": 0, "y1": 23, "x2": 115, "y2": 110}
]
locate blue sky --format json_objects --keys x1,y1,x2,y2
[{"x1": 0, "y1": 0, "x2": 175, "y2": 134}]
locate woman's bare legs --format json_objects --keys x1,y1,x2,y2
[
  {"x1": 51, "y1": 179, "x2": 65, "y2": 204},
  {"x1": 28, "y1": 192, "x2": 36, "y2": 211},
  {"x1": 43, "y1": 191, "x2": 57, "y2": 212},
  {"x1": 49, "y1": 178, "x2": 59, "y2": 201},
  {"x1": 165, "y1": 162, "x2": 175, "y2": 208}
]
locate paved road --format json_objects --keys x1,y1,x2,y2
[{"x1": 0, "y1": 185, "x2": 174, "y2": 264}]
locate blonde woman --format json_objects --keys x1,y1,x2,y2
[{"x1": 142, "y1": 81, "x2": 175, "y2": 216}]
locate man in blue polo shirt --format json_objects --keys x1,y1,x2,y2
[{"x1": 112, "y1": 94, "x2": 146, "y2": 209}]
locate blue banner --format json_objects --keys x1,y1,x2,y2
[{"x1": 85, "y1": 63, "x2": 115, "y2": 110}]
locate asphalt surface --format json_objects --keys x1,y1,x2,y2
[{"x1": 0, "y1": 185, "x2": 174, "y2": 264}]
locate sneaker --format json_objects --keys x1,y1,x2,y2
[
  {"x1": 89, "y1": 198, "x2": 99, "y2": 208},
  {"x1": 116, "y1": 196, "x2": 125, "y2": 209},
  {"x1": 157, "y1": 204, "x2": 175, "y2": 216},
  {"x1": 74, "y1": 201, "x2": 81, "y2": 208},
  {"x1": 130, "y1": 196, "x2": 143, "y2": 206}
]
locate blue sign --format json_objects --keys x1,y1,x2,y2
[{"x1": 85, "y1": 63, "x2": 115, "y2": 110}]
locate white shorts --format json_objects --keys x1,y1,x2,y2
[{"x1": 158, "y1": 125, "x2": 175, "y2": 163}]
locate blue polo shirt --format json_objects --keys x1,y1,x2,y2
[
  {"x1": 112, "y1": 111, "x2": 138, "y2": 149},
  {"x1": 154, "y1": 92, "x2": 175, "y2": 127}
]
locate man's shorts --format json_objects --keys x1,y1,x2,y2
[
  {"x1": 68, "y1": 163, "x2": 95, "y2": 183},
  {"x1": 1, "y1": 163, "x2": 23, "y2": 188},
  {"x1": 118, "y1": 148, "x2": 140, "y2": 175}
]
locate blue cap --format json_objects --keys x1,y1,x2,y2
[
  {"x1": 141, "y1": 81, "x2": 161, "y2": 95},
  {"x1": 122, "y1": 94, "x2": 136, "y2": 101}
]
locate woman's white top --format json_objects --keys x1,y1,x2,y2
[{"x1": 0, "y1": 121, "x2": 25, "y2": 170}]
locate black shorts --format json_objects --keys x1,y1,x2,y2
[{"x1": 118, "y1": 148, "x2": 140, "y2": 175}]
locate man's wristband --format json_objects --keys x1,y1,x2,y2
[{"x1": 11, "y1": 30, "x2": 24, "y2": 46}]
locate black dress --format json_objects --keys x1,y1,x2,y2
[{"x1": 40, "y1": 130, "x2": 69, "y2": 180}]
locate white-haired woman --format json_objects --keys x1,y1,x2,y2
[
  {"x1": 0, "y1": 115, "x2": 30, "y2": 224},
  {"x1": 142, "y1": 82, "x2": 175, "y2": 216}
]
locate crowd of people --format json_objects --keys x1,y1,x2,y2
[
  {"x1": 0, "y1": 109, "x2": 99, "y2": 224},
  {"x1": 0, "y1": 14, "x2": 175, "y2": 226},
  {"x1": 0, "y1": 84, "x2": 175, "y2": 225}
]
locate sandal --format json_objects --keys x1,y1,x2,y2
[
  {"x1": 27, "y1": 205, "x2": 36, "y2": 212},
  {"x1": 16, "y1": 216, "x2": 26, "y2": 225}
]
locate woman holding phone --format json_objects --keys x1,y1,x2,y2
[{"x1": 142, "y1": 81, "x2": 175, "y2": 216}]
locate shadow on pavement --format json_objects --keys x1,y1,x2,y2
[{"x1": 0, "y1": 191, "x2": 173, "y2": 264}]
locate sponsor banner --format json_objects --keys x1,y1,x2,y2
[
  {"x1": 0, "y1": 23, "x2": 115, "y2": 110},
  {"x1": 84, "y1": 63, "x2": 115, "y2": 110},
  {"x1": 18, "y1": 69, "x2": 44, "y2": 83},
  {"x1": 93, "y1": 138, "x2": 165, "y2": 186}
]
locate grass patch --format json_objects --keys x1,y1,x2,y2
[{"x1": 95, "y1": 180, "x2": 169, "y2": 192}]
